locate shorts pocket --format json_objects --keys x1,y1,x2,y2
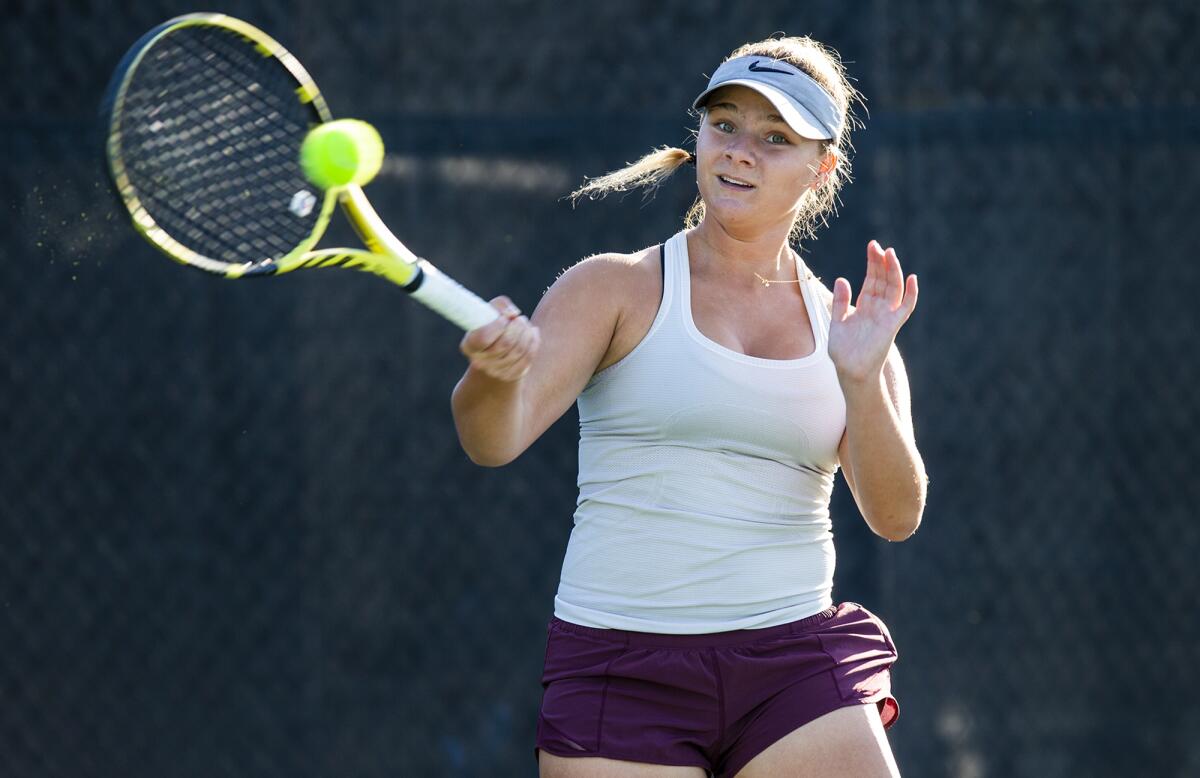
[
  {"x1": 539, "y1": 625, "x2": 627, "y2": 753},
  {"x1": 817, "y1": 604, "x2": 899, "y2": 702}
]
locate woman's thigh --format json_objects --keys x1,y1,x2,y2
[
  {"x1": 732, "y1": 704, "x2": 900, "y2": 778},
  {"x1": 539, "y1": 751, "x2": 709, "y2": 778}
]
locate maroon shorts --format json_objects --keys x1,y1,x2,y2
[{"x1": 535, "y1": 602, "x2": 899, "y2": 777}]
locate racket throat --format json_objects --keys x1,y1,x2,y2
[{"x1": 399, "y1": 263, "x2": 426, "y2": 292}]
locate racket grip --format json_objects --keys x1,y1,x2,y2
[{"x1": 409, "y1": 260, "x2": 501, "y2": 331}]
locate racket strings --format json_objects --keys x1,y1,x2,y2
[
  {"x1": 153, "y1": 29, "x2": 311, "y2": 253},
  {"x1": 116, "y1": 23, "x2": 320, "y2": 267}
]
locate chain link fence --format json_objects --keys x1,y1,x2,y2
[{"x1": 3, "y1": 1, "x2": 1198, "y2": 775}]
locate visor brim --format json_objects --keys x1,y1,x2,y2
[{"x1": 693, "y1": 79, "x2": 833, "y2": 141}]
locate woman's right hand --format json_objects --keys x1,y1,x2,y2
[{"x1": 459, "y1": 296, "x2": 541, "y2": 382}]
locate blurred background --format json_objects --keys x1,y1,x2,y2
[{"x1": 3, "y1": 0, "x2": 1198, "y2": 775}]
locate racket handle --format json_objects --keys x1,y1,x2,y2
[{"x1": 409, "y1": 260, "x2": 501, "y2": 331}]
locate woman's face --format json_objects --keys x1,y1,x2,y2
[{"x1": 694, "y1": 85, "x2": 829, "y2": 235}]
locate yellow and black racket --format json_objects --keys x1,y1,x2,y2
[{"x1": 100, "y1": 13, "x2": 499, "y2": 331}]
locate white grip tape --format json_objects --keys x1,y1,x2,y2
[{"x1": 409, "y1": 260, "x2": 500, "y2": 331}]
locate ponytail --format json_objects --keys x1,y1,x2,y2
[{"x1": 569, "y1": 146, "x2": 693, "y2": 203}]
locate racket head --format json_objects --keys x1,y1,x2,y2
[{"x1": 101, "y1": 13, "x2": 338, "y2": 278}]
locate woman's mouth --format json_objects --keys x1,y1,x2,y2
[{"x1": 717, "y1": 175, "x2": 755, "y2": 190}]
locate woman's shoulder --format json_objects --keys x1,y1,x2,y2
[
  {"x1": 544, "y1": 245, "x2": 663, "y2": 373},
  {"x1": 547, "y1": 244, "x2": 662, "y2": 307},
  {"x1": 560, "y1": 244, "x2": 661, "y2": 283}
]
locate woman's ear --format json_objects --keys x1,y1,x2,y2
[{"x1": 811, "y1": 151, "x2": 838, "y2": 189}]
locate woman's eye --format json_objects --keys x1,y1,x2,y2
[
  {"x1": 715, "y1": 120, "x2": 734, "y2": 133},
  {"x1": 767, "y1": 133, "x2": 789, "y2": 145}
]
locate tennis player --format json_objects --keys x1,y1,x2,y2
[{"x1": 452, "y1": 35, "x2": 926, "y2": 778}]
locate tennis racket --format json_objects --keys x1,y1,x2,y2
[{"x1": 100, "y1": 12, "x2": 499, "y2": 331}]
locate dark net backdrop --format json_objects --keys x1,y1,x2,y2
[{"x1": 3, "y1": 1, "x2": 1198, "y2": 776}]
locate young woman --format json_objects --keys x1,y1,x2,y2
[{"x1": 452, "y1": 35, "x2": 926, "y2": 778}]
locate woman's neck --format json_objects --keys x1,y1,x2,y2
[{"x1": 688, "y1": 218, "x2": 798, "y2": 287}]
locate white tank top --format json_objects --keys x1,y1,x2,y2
[{"x1": 553, "y1": 230, "x2": 848, "y2": 633}]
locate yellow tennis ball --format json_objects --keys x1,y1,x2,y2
[{"x1": 299, "y1": 119, "x2": 384, "y2": 189}]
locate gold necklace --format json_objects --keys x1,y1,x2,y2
[
  {"x1": 753, "y1": 251, "x2": 804, "y2": 287},
  {"x1": 753, "y1": 271, "x2": 803, "y2": 288}
]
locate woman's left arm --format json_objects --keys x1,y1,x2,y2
[
  {"x1": 829, "y1": 241, "x2": 928, "y2": 541},
  {"x1": 837, "y1": 346, "x2": 927, "y2": 540}
]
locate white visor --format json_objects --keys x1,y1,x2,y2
[{"x1": 692, "y1": 56, "x2": 841, "y2": 141}]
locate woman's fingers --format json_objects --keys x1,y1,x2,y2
[
  {"x1": 902, "y1": 273, "x2": 919, "y2": 319},
  {"x1": 832, "y1": 277, "x2": 852, "y2": 322},
  {"x1": 459, "y1": 296, "x2": 540, "y2": 381},
  {"x1": 865, "y1": 240, "x2": 884, "y2": 298},
  {"x1": 884, "y1": 247, "x2": 905, "y2": 307},
  {"x1": 489, "y1": 316, "x2": 535, "y2": 367},
  {"x1": 461, "y1": 296, "x2": 519, "y2": 351},
  {"x1": 493, "y1": 323, "x2": 540, "y2": 380},
  {"x1": 861, "y1": 242, "x2": 910, "y2": 311},
  {"x1": 465, "y1": 317, "x2": 538, "y2": 381}
]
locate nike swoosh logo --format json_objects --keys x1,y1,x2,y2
[{"x1": 748, "y1": 60, "x2": 793, "y2": 75}]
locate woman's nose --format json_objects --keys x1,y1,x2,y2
[{"x1": 723, "y1": 134, "x2": 755, "y2": 165}]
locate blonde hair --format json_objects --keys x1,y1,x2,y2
[{"x1": 571, "y1": 36, "x2": 863, "y2": 244}]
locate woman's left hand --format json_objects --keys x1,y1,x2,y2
[{"x1": 828, "y1": 240, "x2": 919, "y2": 385}]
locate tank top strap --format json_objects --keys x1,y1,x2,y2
[
  {"x1": 793, "y1": 255, "x2": 831, "y2": 350},
  {"x1": 664, "y1": 230, "x2": 688, "y2": 321}
]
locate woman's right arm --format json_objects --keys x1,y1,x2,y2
[{"x1": 450, "y1": 255, "x2": 632, "y2": 466}]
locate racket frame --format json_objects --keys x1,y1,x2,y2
[{"x1": 103, "y1": 13, "x2": 499, "y2": 329}]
